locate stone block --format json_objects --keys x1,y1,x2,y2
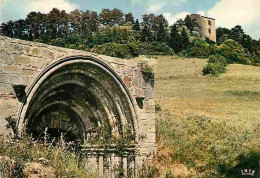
[
  {"x1": 0, "y1": 53, "x2": 13, "y2": 65},
  {"x1": 21, "y1": 67, "x2": 37, "y2": 75},
  {"x1": 0, "y1": 83, "x2": 13, "y2": 94},
  {"x1": 2, "y1": 65, "x2": 20, "y2": 74},
  {"x1": 132, "y1": 77, "x2": 138, "y2": 87},
  {"x1": 123, "y1": 76, "x2": 132, "y2": 87},
  {"x1": 29, "y1": 57, "x2": 46, "y2": 69},
  {"x1": 8, "y1": 74, "x2": 23, "y2": 85},
  {"x1": 134, "y1": 68, "x2": 141, "y2": 77},
  {"x1": 14, "y1": 55, "x2": 30, "y2": 65},
  {"x1": 41, "y1": 49, "x2": 54, "y2": 60},
  {"x1": 144, "y1": 88, "x2": 154, "y2": 100},
  {"x1": 24, "y1": 46, "x2": 32, "y2": 55},
  {"x1": 0, "y1": 74, "x2": 9, "y2": 83},
  {"x1": 32, "y1": 48, "x2": 40, "y2": 56},
  {"x1": 8, "y1": 44, "x2": 24, "y2": 54}
]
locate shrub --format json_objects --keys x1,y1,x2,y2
[
  {"x1": 202, "y1": 62, "x2": 226, "y2": 76},
  {"x1": 208, "y1": 54, "x2": 227, "y2": 66},
  {"x1": 138, "y1": 42, "x2": 174, "y2": 56},
  {"x1": 140, "y1": 61, "x2": 154, "y2": 87},
  {"x1": 185, "y1": 39, "x2": 216, "y2": 58},
  {"x1": 92, "y1": 42, "x2": 132, "y2": 58},
  {"x1": 217, "y1": 39, "x2": 250, "y2": 64},
  {"x1": 202, "y1": 55, "x2": 228, "y2": 76}
]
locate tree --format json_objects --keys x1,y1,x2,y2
[
  {"x1": 216, "y1": 27, "x2": 230, "y2": 43},
  {"x1": 0, "y1": 21, "x2": 15, "y2": 38},
  {"x1": 153, "y1": 15, "x2": 168, "y2": 42},
  {"x1": 184, "y1": 15, "x2": 194, "y2": 32},
  {"x1": 181, "y1": 28, "x2": 189, "y2": 49},
  {"x1": 228, "y1": 25, "x2": 244, "y2": 43},
  {"x1": 125, "y1": 13, "x2": 134, "y2": 24},
  {"x1": 142, "y1": 13, "x2": 155, "y2": 28},
  {"x1": 140, "y1": 25, "x2": 153, "y2": 42},
  {"x1": 176, "y1": 19, "x2": 184, "y2": 26},
  {"x1": 156, "y1": 21, "x2": 167, "y2": 42},
  {"x1": 13, "y1": 19, "x2": 28, "y2": 39},
  {"x1": 133, "y1": 19, "x2": 140, "y2": 31},
  {"x1": 69, "y1": 9, "x2": 82, "y2": 36},
  {"x1": 99, "y1": 9, "x2": 112, "y2": 25},
  {"x1": 81, "y1": 10, "x2": 99, "y2": 36},
  {"x1": 217, "y1": 39, "x2": 249, "y2": 64},
  {"x1": 111, "y1": 8, "x2": 124, "y2": 25},
  {"x1": 168, "y1": 24, "x2": 182, "y2": 53}
]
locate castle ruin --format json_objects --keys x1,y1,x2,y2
[{"x1": 190, "y1": 14, "x2": 216, "y2": 42}]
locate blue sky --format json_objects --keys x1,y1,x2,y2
[{"x1": 0, "y1": 0, "x2": 259, "y2": 39}]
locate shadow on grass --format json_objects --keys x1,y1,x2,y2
[
  {"x1": 218, "y1": 151, "x2": 259, "y2": 177},
  {"x1": 225, "y1": 90, "x2": 260, "y2": 97}
]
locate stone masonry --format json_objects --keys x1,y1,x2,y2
[
  {"x1": 0, "y1": 36, "x2": 156, "y2": 177},
  {"x1": 190, "y1": 14, "x2": 216, "y2": 42}
]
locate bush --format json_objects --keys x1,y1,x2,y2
[
  {"x1": 217, "y1": 39, "x2": 250, "y2": 64},
  {"x1": 138, "y1": 42, "x2": 174, "y2": 56},
  {"x1": 202, "y1": 62, "x2": 226, "y2": 76},
  {"x1": 92, "y1": 42, "x2": 133, "y2": 58},
  {"x1": 208, "y1": 54, "x2": 227, "y2": 66},
  {"x1": 203, "y1": 54, "x2": 228, "y2": 76},
  {"x1": 185, "y1": 39, "x2": 216, "y2": 58}
]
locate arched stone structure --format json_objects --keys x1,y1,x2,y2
[
  {"x1": 0, "y1": 36, "x2": 156, "y2": 176},
  {"x1": 18, "y1": 56, "x2": 139, "y2": 144}
]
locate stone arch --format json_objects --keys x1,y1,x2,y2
[{"x1": 17, "y1": 55, "x2": 139, "y2": 144}]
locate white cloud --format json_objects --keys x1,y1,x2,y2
[
  {"x1": 164, "y1": 0, "x2": 260, "y2": 39},
  {"x1": 207, "y1": 0, "x2": 260, "y2": 28},
  {"x1": 163, "y1": 11, "x2": 190, "y2": 25},
  {"x1": 132, "y1": 0, "x2": 187, "y2": 10},
  {"x1": 207, "y1": 0, "x2": 260, "y2": 39},
  {"x1": 27, "y1": 0, "x2": 77, "y2": 13},
  {"x1": 148, "y1": 3, "x2": 165, "y2": 13}
]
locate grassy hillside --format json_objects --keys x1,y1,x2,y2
[{"x1": 154, "y1": 56, "x2": 260, "y2": 177}]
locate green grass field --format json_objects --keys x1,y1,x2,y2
[{"x1": 154, "y1": 56, "x2": 260, "y2": 177}]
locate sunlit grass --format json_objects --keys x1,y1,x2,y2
[{"x1": 154, "y1": 56, "x2": 260, "y2": 177}]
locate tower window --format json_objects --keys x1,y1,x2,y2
[
  {"x1": 208, "y1": 20, "x2": 211, "y2": 25},
  {"x1": 208, "y1": 28, "x2": 211, "y2": 34}
]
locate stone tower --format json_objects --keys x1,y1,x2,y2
[{"x1": 190, "y1": 14, "x2": 216, "y2": 42}]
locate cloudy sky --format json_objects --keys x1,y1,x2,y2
[{"x1": 0, "y1": 0, "x2": 259, "y2": 39}]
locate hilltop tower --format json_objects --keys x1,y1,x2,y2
[{"x1": 190, "y1": 14, "x2": 216, "y2": 42}]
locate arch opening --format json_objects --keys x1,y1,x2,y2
[{"x1": 19, "y1": 57, "x2": 137, "y2": 146}]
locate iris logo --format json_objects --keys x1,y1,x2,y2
[{"x1": 241, "y1": 169, "x2": 256, "y2": 176}]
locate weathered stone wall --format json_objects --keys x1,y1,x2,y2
[
  {"x1": 0, "y1": 36, "x2": 156, "y2": 176},
  {"x1": 201, "y1": 16, "x2": 216, "y2": 42},
  {"x1": 190, "y1": 14, "x2": 216, "y2": 42}
]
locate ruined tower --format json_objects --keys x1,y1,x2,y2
[{"x1": 190, "y1": 14, "x2": 216, "y2": 42}]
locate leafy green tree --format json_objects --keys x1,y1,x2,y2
[
  {"x1": 81, "y1": 10, "x2": 99, "y2": 36},
  {"x1": 217, "y1": 39, "x2": 249, "y2": 64},
  {"x1": 140, "y1": 25, "x2": 153, "y2": 42},
  {"x1": 176, "y1": 19, "x2": 184, "y2": 26},
  {"x1": 142, "y1": 13, "x2": 156, "y2": 28},
  {"x1": 153, "y1": 15, "x2": 168, "y2": 42},
  {"x1": 156, "y1": 21, "x2": 167, "y2": 42},
  {"x1": 216, "y1": 27, "x2": 230, "y2": 43},
  {"x1": 184, "y1": 15, "x2": 194, "y2": 32},
  {"x1": 133, "y1": 19, "x2": 141, "y2": 31},
  {"x1": 0, "y1": 21, "x2": 15, "y2": 38},
  {"x1": 69, "y1": 9, "x2": 82, "y2": 36},
  {"x1": 99, "y1": 9, "x2": 112, "y2": 25},
  {"x1": 125, "y1": 13, "x2": 134, "y2": 24},
  {"x1": 168, "y1": 24, "x2": 182, "y2": 53},
  {"x1": 181, "y1": 28, "x2": 189, "y2": 49},
  {"x1": 111, "y1": 8, "x2": 124, "y2": 25},
  {"x1": 228, "y1": 25, "x2": 246, "y2": 46}
]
